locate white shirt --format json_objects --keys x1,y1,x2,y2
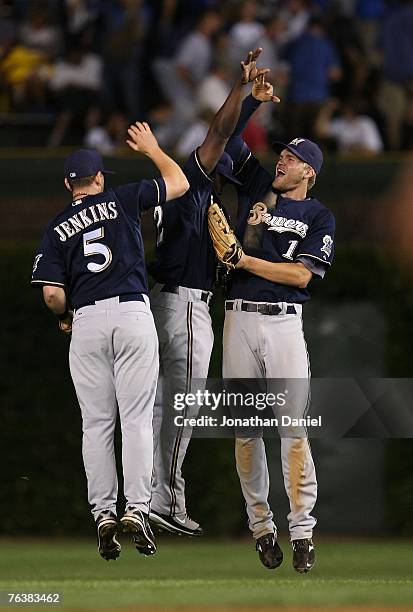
[
  {"x1": 197, "y1": 74, "x2": 230, "y2": 113},
  {"x1": 175, "y1": 32, "x2": 211, "y2": 83},
  {"x1": 175, "y1": 120, "x2": 208, "y2": 158},
  {"x1": 329, "y1": 116, "x2": 383, "y2": 153},
  {"x1": 84, "y1": 127, "x2": 115, "y2": 154},
  {"x1": 49, "y1": 53, "x2": 103, "y2": 91},
  {"x1": 228, "y1": 22, "x2": 265, "y2": 69}
]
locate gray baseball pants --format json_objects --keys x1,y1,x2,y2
[
  {"x1": 69, "y1": 296, "x2": 158, "y2": 522},
  {"x1": 223, "y1": 300, "x2": 317, "y2": 541},
  {"x1": 150, "y1": 283, "x2": 214, "y2": 517}
]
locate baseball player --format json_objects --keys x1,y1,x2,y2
[
  {"x1": 218, "y1": 79, "x2": 335, "y2": 572},
  {"x1": 148, "y1": 50, "x2": 271, "y2": 537},
  {"x1": 31, "y1": 127, "x2": 189, "y2": 561}
]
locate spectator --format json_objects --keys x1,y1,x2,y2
[
  {"x1": 84, "y1": 108, "x2": 127, "y2": 153},
  {"x1": 18, "y1": 2, "x2": 62, "y2": 59},
  {"x1": 257, "y1": 15, "x2": 287, "y2": 80},
  {"x1": 100, "y1": 0, "x2": 145, "y2": 121},
  {"x1": 174, "y1": 107, "x2": 213, "y2": 158},
  {"x1": 0, "y1": 43, "x2": 48, "y2": 110},
  {"x1": 279, "y1": 0, "x2": 311, "y2": 46},
  {"x1": 48, "y1": 40, "x2": 103, "y2": 146},
  {"x1": 63, "y1": 0, "x2": 100, "y2": 36},
  {"x1": 328, "y1": 14, "x2": 367, "y2": 99},
  {"x1": 0, "y1": 2, "x2": 57, "y2": 112},
  {"x1": 354, "y1": 0, "x2": 385, "y2": 67},
  {"x1": 282, "y1": 15, "x2": 342, "y2": 140},
  {"x1": 255, "y1": 15, "x2": 289, "y2": 135},
  {"x1": 152, "y1": 9, "x2": 222, "y2": 147},
  {"x1": 315, "y1": 97, "x2": 383, "y2": 154},
  {"x1": 227, "y1": 0, "x2": 264, "y2": 75},
  {"x1": 376, "y1": 0, "x2": 413, "y2": 150},
  {"x1": 197, "y1": 61, "x2": 231, "y2": 114}
]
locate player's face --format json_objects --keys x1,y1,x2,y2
[{"x1": 273, "y1": 150, "x2": 309, "y2": 192}]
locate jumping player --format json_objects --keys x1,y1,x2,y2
[
  {"x1": 223, "y1": 79, "x2": 335, "y2": 572},
  {"x1": 31, "y1": 127, "x2": 189, "y2": 560},
  {"x1": 148, "y1": 50, "x2": 273, "y2": 536}
]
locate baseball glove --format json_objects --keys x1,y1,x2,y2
[{"x1": 208, "y1": 203, "x2": 243, "y2": 269}]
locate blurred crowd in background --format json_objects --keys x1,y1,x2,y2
[{"x1": 0, "y1": 0, "x2": 412, "y2": 154}]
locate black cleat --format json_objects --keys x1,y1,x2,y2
[
  {"x1": 96, "y1": 511, "x2": 121, "y2": 561},
  {"x1": 121, "y1": 508, "x2": 157, "y2": 556},
  {"x1": 292, "y1": 538, "x2": 315, "y2": 573},
  {"x1": 255, "y1": 533, "x2": 283, "y2": 569},
  {"x1": 149, "y1": 510, "x2": 203, "y2": 537}
]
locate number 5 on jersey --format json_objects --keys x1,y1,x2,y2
[{"x1": 83, "y1": 227, "x2": 112, "y2": 273}]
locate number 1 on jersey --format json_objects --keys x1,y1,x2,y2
[
  {"x1": 282, "y1": 240, "x2": 299, "y2": 260},
  {"x1": 83, "y1": 227, "x2": 112, "y2": 273}
]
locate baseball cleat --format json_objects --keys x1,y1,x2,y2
[
  {"x1": 96, "y1": 511, "x2": 121, "y2": 561},
  {"x1": 121, "y1": 508, "x2": 157, "y2": 556},
  {"x1": 292, "y1": 538, "x2": 315, "y2": 573},
  {"x1": 255, "y1": 532, "x2": 283, "y2": 569},
  {"x1": 149, "y1": 510, "x2": 204, "y2": 537}
]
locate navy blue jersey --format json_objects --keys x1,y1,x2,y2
[
  {"x1": 226, "y1": 97, "x2": 335, "y2": 304},
  {"x1": 31, "y1": 179, "x2": 166, "y2": 308},
  {"x1": 148, "y1": 149, "x2": 217, "y2": 291}
]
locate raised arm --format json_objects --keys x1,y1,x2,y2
[
  {"x1": 197, "y1": 48, "x2": 271, "y2": 174},
  {"x1": 226, "y1": 74, "x2": 280, "y2": 163},
  {"x1": 127, "y1": 121, "x2": 189, "y2": 201}
]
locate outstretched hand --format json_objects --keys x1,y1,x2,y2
[
  {"x1": 127, "y1": 121, "x2": 159, "y2": 156},
  {"x1": 241, "y1": 48, "x2": 269, "y2": 84},
  {"x1": 252, "y1": 73, "x2": 281, "y2": 103}
]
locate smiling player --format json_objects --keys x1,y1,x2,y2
[{"x1": 221, "y1": 78, "x2": 335, "y2": 573}]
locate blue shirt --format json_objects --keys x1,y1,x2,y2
[
  {"x1": 226, "y1": 95, "x2": 335, "y2": 304},
  {"x1": 382, "y1": 5, "x2": 413, "y2": 83},
  {"x1": 31, "y1": 179, "x2": 166, "y2": 309},
  {"x1": 284, "y1": 32, "x2": 340, "y2": 102},
  {"x1": 148, "y1": 149, "x2": 218, "y2": 291}
]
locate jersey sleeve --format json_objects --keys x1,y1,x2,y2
[
  {"x1": 183, "y1": 149, "x2": 213, "y2": 189},
  {"x1": 295, "y1": 209, "x2": 335, "y2": 273},
  {"x1": 114, "y1": 178, "x2": 167, "y2": 217},
  {"x1": 31, "y1": 229, "x2": 66, "y2": 288},
  {"x1": 296, "y1": 255, "x2": 326, "y2": 278},
  {"x1": 224, "y1": 95, "x2": 272, "y2": 200},
  {"x1": 225, "y1": 94, "x2": 261, "y2": 168}
]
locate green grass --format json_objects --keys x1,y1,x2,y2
[{"x1": 0, "y1": 538, "x2": 413, "y2": 609}]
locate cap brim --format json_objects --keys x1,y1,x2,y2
[
  {"x1": 272, "y1": 141, "x2": 308, "y2": 166},
  {"x1": 217, "y1": 170, "x2": 242, "y2": 185},
  {"x1": 103, "y1": 169, "x2": 115, "y2": 174}
]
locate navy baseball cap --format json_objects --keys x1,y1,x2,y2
[
  {"x1": 215, "y1": 152, "x2": 242, "y2": 185},
  {"x1": 273, "y1": 138, "x2": 323, "y2": 175},
  {"x1": 64, "y1": 149, "x2": 115, "y2": 180}
]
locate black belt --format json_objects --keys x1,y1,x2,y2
[
  {"x1": 76, "y1": 293, "x2": 145, "y2": 309},
  {"x1": 161, "y1": 284, "x2": 210, "y2": 304},
  {"x1": 226, "y1": 301, "x2": 297, "y2": 315}
]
